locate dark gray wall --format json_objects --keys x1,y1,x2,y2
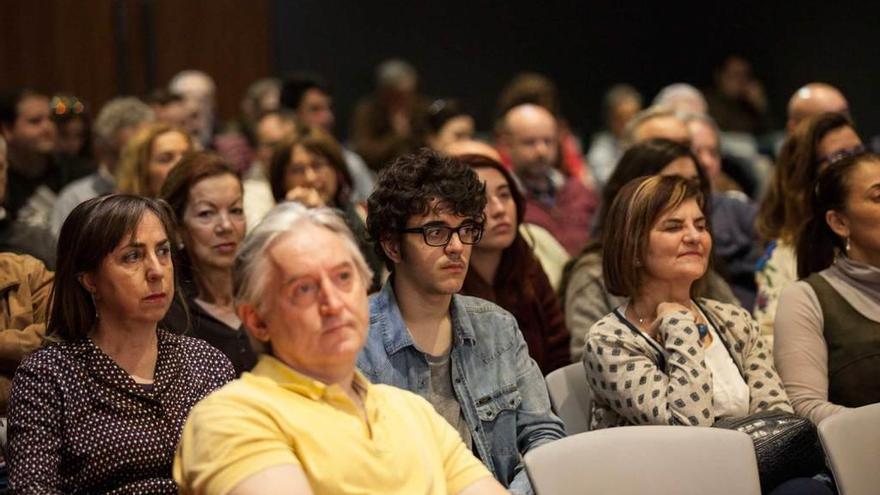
[{"x1": 273, "y1": 1, "x2": 880, "y2": 140}]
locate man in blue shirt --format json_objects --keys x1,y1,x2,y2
[{"x1": 358, "y1": 149, "x2": 565, "y2": 495}]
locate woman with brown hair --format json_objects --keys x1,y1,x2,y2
[
  {"x1": 116, "y1": 122, "x2": 192, "y2": 197},
  {"x1": 269, "y1": 126, "x2": 383, "y2": 291},
  {"x1": 754, "y1": 112, "x2": 862, "y2": 339},
  {"x1": 7, "y1": 195, "x2": 233, "y2": 493},
  {"x1": 563, "y1": 138, "x2": 737, "y2": 361},
  {"x1": 159, "y1": 151, "x2": 257, "y2": 375},
  {"x1": 457, "y1": 153, "x2": 570, "y2": 374},
  {"x1": 775, "y1": 151, "x2": 880, "y2": 425}
]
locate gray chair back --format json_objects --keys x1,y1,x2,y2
[
  {"x1": 524, "y1": 426, "x2": 761, "y2": 495},
  {"x1": 818, "y1": 403, "x2": 880, "y2": 495},
  {"x1": 545, "y1": 363, "x2": 592, "y2": 435}
]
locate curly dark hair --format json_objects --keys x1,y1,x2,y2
[{"x1": 366, "y1": 148, "x2": 486, "y2": 270}]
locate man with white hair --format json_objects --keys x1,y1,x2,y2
[
  {"x1": 49, "y1": 97, "x2": 155, "y2": 236},
  {"x1": 174, "y1": 202, "x2": 508, "y2": 495}
]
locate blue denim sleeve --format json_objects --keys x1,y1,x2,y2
[{"x1": 510, "y1": 326, "x2": 567, "y2": 494}]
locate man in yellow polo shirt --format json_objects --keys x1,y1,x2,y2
[{"x1": 174, "y1": 202, "x2": 508, "y2": 495}]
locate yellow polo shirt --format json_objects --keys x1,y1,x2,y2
[{"x1": 174, "y1": 355, "x2": 491, "y2": 495}]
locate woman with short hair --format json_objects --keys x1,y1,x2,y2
[{"x1": 7, "y1": 195, "x2": 233, "y2": 494}]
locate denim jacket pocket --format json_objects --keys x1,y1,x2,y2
[{"x1": 475, "y1": 384, "x2": 522, "y2": 421}]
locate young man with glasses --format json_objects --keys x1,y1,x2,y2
[{"x1": 359, "y1": 149, "x2": 565, "y2": 495}]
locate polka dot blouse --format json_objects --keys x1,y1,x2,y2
[{"x1": 7, "y1": 328, "x2": 234, "y2": 494}]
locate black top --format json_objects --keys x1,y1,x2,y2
[
  {"x1": 162, "y1": 289, "x2": 257, "y2": 376},
  {"x1": 7, "y1": 329, "x2": 234, "y2": 494}
]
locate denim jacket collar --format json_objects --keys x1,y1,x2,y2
[{"x1": 371, "y1": 279, "x2": 477, "y2": 357}]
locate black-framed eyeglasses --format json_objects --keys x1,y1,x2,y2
[{"x1": 400, "y1": 222, "x2": 484, "y2": 247}]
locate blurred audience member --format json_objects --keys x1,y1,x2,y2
[
  {"x1": 458, "y1": 154, "x2": 570, "y2": 374},
  {"x1": 621, "y1": 105, "x2": 691, "y2": 147},
  {"x1": 705, "y1": 55, "x2": 771, "y2": 135},
  {"x1": 116, "y1": 123, "x2": 193, "y2": 197},
  {"x1": 786, "y1": 83, "x2": 849, "y2": 133},
  {"x1": 425, "y1": 99, "x2": 475, "y2": 152},
  {"x1": 169, "y1": 70, "x2": 216, "y2": 149},
  {"x1": 243, "y1": 110, "x2": 296, "y2": 229},
  {"x1": 281, "y1": 72, "x2": 375, "y2": 203},
  {"x1": 0, "y1": 253, "x2": 53, "y2": 415},
  {"x1": 269, "y1": 127, "x2": 383, "y2": 291},
  {"x1": 445, "y1": 139, "x2": 571, "y2": 290},
  {"x1": 160, "y1": 152, "x2": 257, "y2": 375},
  {"x1": 174, "y1": 203, "x2": 507, "y2": 495},
  {"x1": 0, "y1": 137, "x2": 56, "y2": 266},
  {"x1": 50, "y1": 94, "x2": 94, "y2": 182},
  {"x1": 8, "y1": 195, "x2": 233, "y2": 493},
  {"x1": 501, "y1": 104, "x2": 598, "y2": 255},
  {"x1": 755, "y1": 113, "x2": 862, "y2": 340},
  {"x1": 653, "y1": 83, "x2": 708, "y2": 115},
  {"x1": 682, "y1": 112, "x2": 761, "y2": 308},
  {"x1": 51, "y1": 97, "x2": 155, "y2": 236},
  {"x1": 145, "y1": 89, "x2": 189, "y2": 130},
  {"x1": 563, "y1": 139, "x2": 737, "y2": 361},
  {"x1": 0, "y1": 88, "x2": 59, "y2": 228},
  {"x1": 775, "y1": 151, "x2": 880, "y2": 425},
  {"x1": 352, "y1": 59, "x2": 429, "y2": 171},
  {"x1": 587, "y1": 84, "x2": 642, "y2": 189},
  {"x1": 496, "y1": 72, "x2": 589, "y2": 185},
  {"x1": 240, "y1": 78, "x2": 280, "y2": 133}
]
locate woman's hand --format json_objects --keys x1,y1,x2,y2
[
  {"x1": 285, "y1": 187, "x2": 325, "y2": 208},
  {"x1": 651, "y1": 302, "x2": 696, "y2": 340}
]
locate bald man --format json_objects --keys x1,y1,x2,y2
[
  {"x1": 786, "y1": 83, "x2": 849, "y2": 133},
  {"x1": 500, "y1": 104, "x2": 597, "y2": 255}
]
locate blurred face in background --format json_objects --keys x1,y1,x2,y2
[
  {"x1": 3, "y1": 95, "x2": 57, "y2": 154},
  {"x1": 297, "y1": 89, "x2": 335, "y2": 132},
  {"x1": 146, "y1": 131, "x2": 192, "y2": 196},
  {"x1": 255, "y1": 114, "x2": 295, "y2": 169},
  {"x1": 687, "y1": 120, "x2": 722, "y2": 181},
  {"x1": 428, "y1": 115, "x2": 475, "y2": 152},
  {"x1": 610, "y1": 97, "x2": 642, "y2": 138},
  {"x1": 504, "y1": 104, "x2": 559, "y2": 179},
  {"x1": 56, "y1": 116, "x2": 87, "y2": 157}
]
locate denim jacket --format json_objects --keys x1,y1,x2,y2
[{"x1": 357, "y1": 282, "x2": 565, "y2": 495}]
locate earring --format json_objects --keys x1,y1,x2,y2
[
  {"x1": 89, "y1": 292, "x2": 100, "y2": 320},
  {"x1": 846, "y1": 237, "x2": 851, "y2": 254},
  {"x1": 634, "y1": 258, "x2": 642, "y2": 267}
]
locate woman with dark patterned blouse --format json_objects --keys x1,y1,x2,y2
[{"x1": 7, "y1": 195, "x2": 234, "y2": 494}]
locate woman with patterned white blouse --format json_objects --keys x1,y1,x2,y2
[
  {"x1": 583, "y1": 175, "x2": 835, "y2": 494},
  {"x1": 583, "y1": 175, "x2": 793, "y2": 428},
  {"x1": 7, "y1": 195, "x2": 234, "y2": 494}
]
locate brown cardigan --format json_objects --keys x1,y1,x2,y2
[{"x1": 461, "y1": 256, "x2": 571, "y2": 375}]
